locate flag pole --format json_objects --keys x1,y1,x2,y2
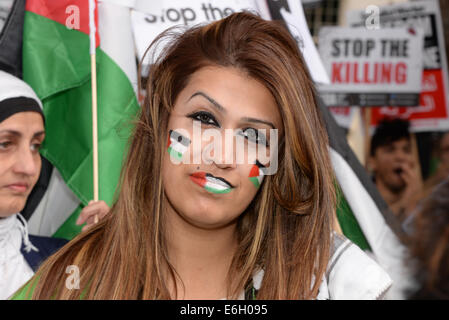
[{"x1": 89, "y1": 0, "x2": 99, "y2": 223}]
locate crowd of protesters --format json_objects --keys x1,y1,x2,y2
[{"x1": 368, "y1": 118, "x2": 449, "y2": 298}]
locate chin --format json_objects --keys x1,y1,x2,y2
[
  {"x1": 0, "y1": 197, "x2": 26, "y2": 217},
  {"x1": 188, "y1": 217, "x2": 238, "y2": 230},
  {"x1": 182, "y1": 202, "x2": 238, "y2": 229},
  {"x1": 387, "y1": 181, "x2": 406, "y2": 194}
]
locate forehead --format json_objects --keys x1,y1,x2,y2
[
  {"x1": 0, "y1": 112, "x2": 44, "y2": 133},
  {"x1": 379, "y1": 137, "x2": 411, "y2": 149},
  {"x1": 175, "y1": 66, "x2": 283, "y2": 129}
]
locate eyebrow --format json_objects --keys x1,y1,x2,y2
[
  {"x1": 241, "y1": 117, "x2": 275, "y2": 129},
  {"x1": 0, "y1": 130, "x2": 45, "y2": 138},
  {"x1": 188, "y1": 91, "x2": 276, "y2": 129},
  {"x1": 188, "y1": 91, "x2": 226, "y2": 113}
]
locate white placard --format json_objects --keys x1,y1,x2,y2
[
  {"x1": 318, "y1": 26, "x2": 423, "y2": 94},
  {"x1": 130, "y1": 0, "x2": 329, "y2": 84},
  {"x1": 131, "y1": 0, "x2": 257, "y2": 66},
  {"x1": 346, "y1": 0, "x2": 449, "y2": 132}
]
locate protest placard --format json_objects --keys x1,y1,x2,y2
[
  {"x1": 130, "y1": 0, "x2": 258, "y2": 67},
  {"x1": 318, "y1": 26, "x2": 423, "y2": 108},
  {"x1": 347, "y1": 0, "x2": 449, "y2": 132},
  {"x1": 130, "y1": 0, "x2": 329, "y2": 84}
]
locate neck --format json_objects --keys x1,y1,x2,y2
[{"x1": 163, "y1": 201, "x2": 238, "y2": 299}]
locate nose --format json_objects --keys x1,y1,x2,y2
[
  {"x1": 215, "y1": 158, "x2": 237, "y2": 170},
  {"x1": 206, "y1": 129, "x2": 237, "y2": 169},
  {"x1": 13, "y1": 146, "x2": 40, "y2": 177},
  {"x1": 394, "y1": 149, "x2": 409, "y2": 162}
]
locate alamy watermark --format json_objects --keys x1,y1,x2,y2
[
  {"x1": 365, "y1": 5, "x2": 380, "y2": 30},
  {"x1": 65, "y1": 265, "x2": 80, "y2": 290},
  {"x1": 65, "y1": 5, "x2": 80, "y2": 30},
  {"x1": 168, "y1": 123, "x2": 279, "y2": 175}
]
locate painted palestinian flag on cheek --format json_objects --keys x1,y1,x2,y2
[
  {"x1": 167, "y1": 130, "x2": 191, "y2": 161},
  {"x1": 249, "y1": 160, "x2": 266, "y2": 188}
]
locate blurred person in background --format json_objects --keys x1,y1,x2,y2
[
  {"x1": 422, "y1": 132, "x2": 449, "y2": 199},
  {"x1": 368, "y1": 119, "x2": 423, "y2": 222},
  {"x1": 407, "y1": 179, "x2": 449, "y2": 299}
]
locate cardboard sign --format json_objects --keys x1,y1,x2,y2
[
  {"x1": 318, "y1": 26, "x2": 423, "y2": 107},
  {"x1": 130, "y1": 0, "x2": 258, "y2": 66},
  {"x1": 130, "y1": 0, "x2": 329, "y2": 84},
  {"x1": 347, "y1": 0, "x2": 449, "y2": 132}
]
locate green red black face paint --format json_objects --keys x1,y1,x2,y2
[
  {"x1": 249, "y1": 160, "x2": 266, "y2": 188},
  {"x1": 190, "y1": 171, "x2": 234, "y2": 194},
  {"x1": 167, "y1": 129, "x2": 191, "y2": 161}
]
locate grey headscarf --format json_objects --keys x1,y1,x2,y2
[{"x1": 0, "y1": 70, "x2": 44, "y2": 123}]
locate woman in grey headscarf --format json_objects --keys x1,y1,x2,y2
[
  {"x1": 0, "y1": 70, "x2": 68, "y2": 299},
  {"x1": 0, "y1": 70, "x2": 110, "y2": 299}
]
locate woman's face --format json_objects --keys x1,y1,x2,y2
[
  {"x1": 0, "y1": 112, "x2": 44, "y2": 217},
  {"x1": 162, "y1": 66, "x2": 282, "y2": 229}
]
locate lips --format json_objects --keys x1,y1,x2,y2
[
  {"x1": 7, "y1": 182, "x2": 29, "y2": 193},
  {"x1": 190, "y1": 172, "x2": 234, "y2": 194}
]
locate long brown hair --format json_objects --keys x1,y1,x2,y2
[{"x1": 27, "y1": 12, "x2": 335, "y2": 299}]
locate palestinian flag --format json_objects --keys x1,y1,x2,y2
[
  {"x1": 167, "y1": 130, "x2": 191, "y2": 162},
  {"x1": 0, "y1": 0, "x2": 80, "y2": 230},
  {"x1": 22, "y1": 0, "x2": 140, "y2": 239},
  {"x1": 317, "y1": 98, "x2": 414, "y2": 299},
  {"x1": 249, "y1": 160, "x2": 266, "y2": 188}
]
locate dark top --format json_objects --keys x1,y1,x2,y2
[{"x1": 20, "y1": 235, "x2": 68, "y2": 272}]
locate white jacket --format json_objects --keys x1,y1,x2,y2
[
  {"x1": 245, "y1": 233, "x2": 393, "y2": 300},
  {"x1": 316, "y1": 233, "x2": 392, "y2": 299}
]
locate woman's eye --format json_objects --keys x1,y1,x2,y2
[
  {"x1": 385, "y1": 146, "x2": 395, "y2": 153},
  {"x1": 240, "y1": 128, "x2": 268, "y2": 146},
  {"x1": 31, "y1": 143, "x2": 42, "y2": 152},
  {"x1": 0, "y1": 141, "x2": 11, "y2": 149},
  {"x1": 188, "y1": 111, "x2": 220, "y2": 127}
]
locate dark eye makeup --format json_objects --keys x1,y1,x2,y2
[
  {"x1": 238, "y1": 128, "x2": 269, "y2": 147},
  {"x1": 186, "y1": 111, "x2": 269, "y2": 147},
  {"x1": 0, "y1": 141, "x2": 12, "y2": 149},
  {"x1": 187, "y1": 110, "x2": 220, "y2": 127}
]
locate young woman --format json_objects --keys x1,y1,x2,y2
[{"x1": 14, "y1": 12, "x2": 391, "y2": 300}]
